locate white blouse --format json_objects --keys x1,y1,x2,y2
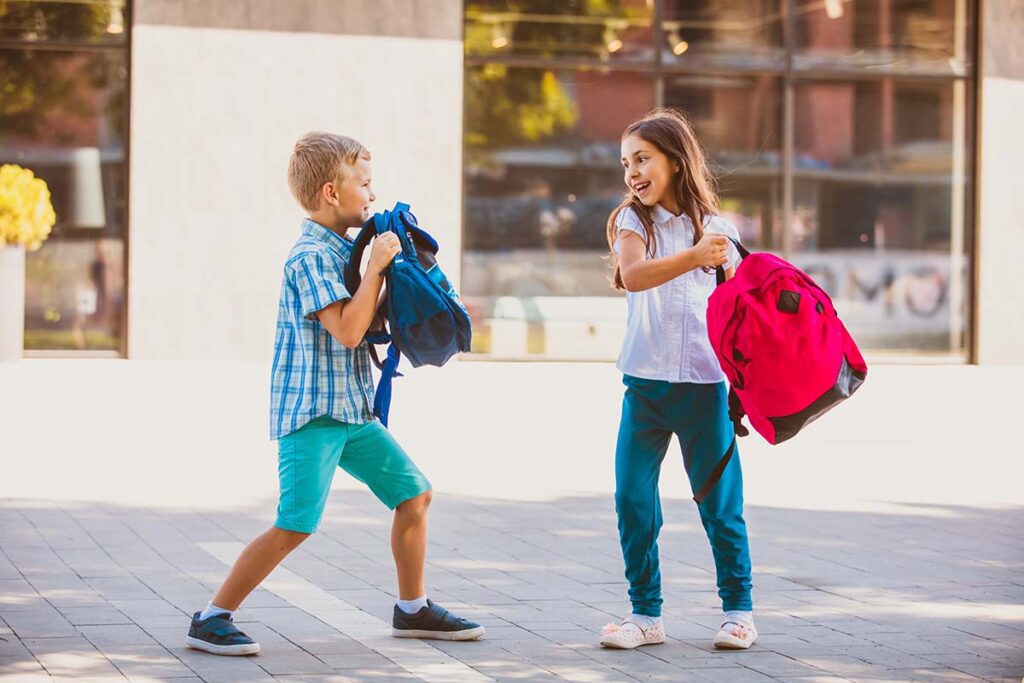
[{"x1": 614, "y1": 204, "x2": 741, "y2": 384}]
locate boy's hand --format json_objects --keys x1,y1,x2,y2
[
  {"x1": 692, "y1": 233, "x2": 729, "y2": 269},
  {"x1": 368, "y1": 233, "x2": 401, "y2": 275}
]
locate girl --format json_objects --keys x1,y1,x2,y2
[{"x1": 599, "y1": 109, "x2": 755, "y2": 651}]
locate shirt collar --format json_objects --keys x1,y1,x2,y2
[
  {"x1": 301, "y1": 218, "x2": 353, "y2": 255},
  {"x1": 651, "y1": 203, "x2": 677, "y2": 226}
]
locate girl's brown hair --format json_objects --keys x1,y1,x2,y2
[{"x1": 606, "y1": 108, "x2": 718, "y2": 290}]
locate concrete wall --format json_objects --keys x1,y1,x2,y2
[
  {"x1": 127, "y1": 2, "x2": 463, "y2": 359},
  {"x1": 975, "y1": 0, "x2": 1024, "y2": 364}
]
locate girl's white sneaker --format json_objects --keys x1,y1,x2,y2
[
  {"x1": 713, "y1": 618, "x2": 757, "y2": 649},
  {"x1": 599, "y1": 618, "x2": 666, "y2": 649}
]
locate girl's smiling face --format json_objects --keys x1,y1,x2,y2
[{"x1": 621, "y1": 133, "x2": 678, "y2": 212}]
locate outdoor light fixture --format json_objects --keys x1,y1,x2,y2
[
  {"x1": 106, "y1": 5, "x2": 124, "y2": 34},
  {"x1": 667, "y1": 28, "x2": 689, "y2": 55},
  {"x1": 824, "y1": 0, "x2": 844, "y2": 19},
  {"x1": 491, "y1": 22, "x2": 510, "y2": 50},
  {"x1": 604, "y1": 24, "x2": 623, "y2": 53}
]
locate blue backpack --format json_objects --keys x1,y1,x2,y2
[{"x1": 345, "y1": 202, "x2": 471, "y2": 426}]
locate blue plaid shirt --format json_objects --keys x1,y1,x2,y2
[{"x1": 269, "y1": 218, "x2": 375, "y2": 439}]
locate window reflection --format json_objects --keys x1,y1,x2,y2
[
  {"x1": 790, "y1": 78, "x2": 966, "y2": 353},
  {"x1": 464, "y1": 67, "x2": 654, "y2": 357},
  {"x1": 0, "y1": 46, "x2": 128, "y2": 352},
  {"x1": 662, "y1": 0, "x2": 785, "y2": 69},
  {"x1": 463, "y1": 1, "x2": 973, "y2": 359},
  {"x1": 0, "y1": 0, "x2": 127, "y2": 45},
  {"x1": 794, "y1": 0, "x2": 969, "y2": 76},
  {"x1": 465, "y1": 0, "x2": 654, "y2": 63}
]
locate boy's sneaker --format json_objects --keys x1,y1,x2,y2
[
  {"x1": 391, "y1": 600, "x2": 485, "y2": 640},
  {"x1": 185, "y1": 612, "x2": 260, "y2": 656},
  {"x1": 713, "y1": 617, "x2": 757, "y2": 649},
  {"x1": 599, "y1": 618, "x2": 666, "y2": 649}
]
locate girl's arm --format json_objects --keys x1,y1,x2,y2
[{"x1": 617, "y1": 230, "x2": 730, "y2": 292}]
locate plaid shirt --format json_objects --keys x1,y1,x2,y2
[{"x1": 269, "y1": 218, "x2": 375, "y2": 439}]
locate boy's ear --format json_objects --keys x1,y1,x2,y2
[{"x1": 321, "y1": 181, "x2": 339, "y2": 207}]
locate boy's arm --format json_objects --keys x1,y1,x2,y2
[
  {"x1": 316, "y1": 271, "x2": 385, "y2": 349},
  {"x1": 367, "y1": 285, "x2": 387, "y2": 333},
  {"x1": 315, "y1": 231, "x2": 400, "y2": 348}
]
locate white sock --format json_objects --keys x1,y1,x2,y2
[
  {"x1": 397, "y1": 595, "x2": 428, "y2": 614},
  {"x1": 199, "y1": 602, "x2": 233, "y2": 621},
  {"x1": 724, "y1": 610, "x2": 753, "y2": 626},
  {"x1": 628, "y1": 613, "x2": 662, "y2": 630}
]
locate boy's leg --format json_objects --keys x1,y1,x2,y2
[
  {"x1": 211, "y1": 527, "x2": 310, "y2": 610},
  {"x1": 186, "y1": 417, "x2": 348, "y2": 656},
  {"x1": 339, "y1": 420, "x2": 483, "y2": 640},
  {"x1": 336, "y1": 419, "x2": 433, "y2": 597},
  {"x1": 614, "y1": 377, "x2": 673, "y2": 619},
  {"x1": 392, "y1": 490, "x2": 432, "y2": 600}
]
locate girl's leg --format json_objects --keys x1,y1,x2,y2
[
  {"x1": 677, "y1": 383, "x2": 753, "y2": 613},
  {"x1": 695, "y1": 450, "x2": 752, "y2": 612},
  {"x1": 615, "y1": 378, "x2": 673, "y2": 617}
]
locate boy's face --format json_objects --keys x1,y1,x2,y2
[{"x1": 329, "y1": 157, "x2": 375, "y2": 226}]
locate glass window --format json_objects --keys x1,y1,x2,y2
[
  {"x1": 0, "y1": 39, "x2": 128, "y2": 353},
  {"x1": 463, "y1": 66, "x2": 655, "y2": 358},
  {"x1": 465, "y1": 0, "x2": 654, "y2": 64},
  {"x1": 0, "y1": 0, "x2": 127, "y2": 45},
  {"x1": 794, "y1": 0, "x2": 970, "y2": 76},
  {"x1": 662, "y1": 0, "x2": 785, "y2": 69},
  {"x1": 24, "y1": 237, "x2": 125, "y2": 351},
  {"x1": 663, "y1": 73, "x2": 783, "y2": 249},
  {"x1": 464, "y1": 1, "x2": 974, "y2": 361},
  {"x1": 791, "y1": 79, "x2": 968, "y2": 354}
]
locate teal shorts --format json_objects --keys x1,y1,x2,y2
[{"x1": 275, "y1": 416, "x2": 431, "y2": 534}]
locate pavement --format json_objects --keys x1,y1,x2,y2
[{"x1": 0, "y1": 360, "x2": 1021, "y2": 682}]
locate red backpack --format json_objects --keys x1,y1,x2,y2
[{"x1": 707, "y1": 240, "x2": 867, "y2": 444}]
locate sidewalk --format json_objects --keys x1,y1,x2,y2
[{"x1": 1, "y1": 361, "x2": 1022, "y2": 681}]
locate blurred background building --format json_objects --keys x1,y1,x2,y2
[{"x1": 1, "y1": 0, "x2": 1021, "y2": 364}]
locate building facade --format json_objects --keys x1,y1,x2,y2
[{"x1": 1, "y1": 0, "x2": 1021, "y2": 364}]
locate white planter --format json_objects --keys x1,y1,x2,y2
[{"x1": 0, "y1": 245, "x2": 25, "y2": 362}]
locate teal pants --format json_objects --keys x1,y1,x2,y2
[{"x1": 615, "y1": 375, "x2": 753, "y2": 617}]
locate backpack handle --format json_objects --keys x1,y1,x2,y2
[
  {"x1": 346, "y1": 203, "x2": 415, "y2": 294},
  {"x1": 715, "y1": 237, "x2": 750, "y2": 286},
  {"x1": 344, "y1": 214, "x2": 385, "y2": 295}
]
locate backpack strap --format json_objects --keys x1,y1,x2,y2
[
  {"x1": 728, "y1": 386, "x2": 749, "y2": 438},
  {"x1": 715, "y1": 236, "x2": 750, "y2": 286},
  {"x1": 364, "y1": 202, "x2": 416, "y2": 428},
  {"x1": 693, "y1": 438, "x2": 736, "y2": 504},
  {"x1": 372, "y1": 343, "x2": 402, "y2": 427},
  {"x1": 344, "y1": 214, "x2": 385, "y2": 295}
]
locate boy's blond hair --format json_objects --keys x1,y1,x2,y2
[{"x1": 288, "y1": 132, "x2": 371, "y2": 212}]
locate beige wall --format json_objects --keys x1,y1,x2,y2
[
  {"x1": 128, "y1": 25, "x2": 463, "y2": 359},
  {"x1": 975, "y1": 0, "x2": 1024, "y2": 364}
]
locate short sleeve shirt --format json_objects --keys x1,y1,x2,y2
[
  {"x1": 613, "y1": 204, "x2": 741, "y2": 384},
  {"x1": 269, "y1": 219, "x2": 375, "y2": 439}
]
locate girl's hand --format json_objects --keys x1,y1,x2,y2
[{"x1": 692, "y1": 233, "x2": 730, "y2": 269}]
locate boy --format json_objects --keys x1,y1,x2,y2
[{"x1": 185, "y1": 132, "x2": 484, "y2": 655}]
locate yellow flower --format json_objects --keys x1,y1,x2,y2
[{"x1": 0, "y1": 164, "x2": 57, "y2": 251}]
